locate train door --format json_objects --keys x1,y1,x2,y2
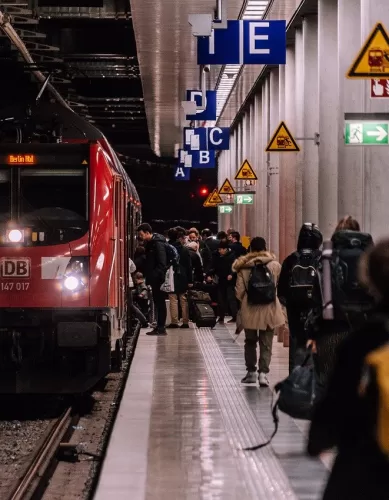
[{"x1": 114, "y1": 178, "x2": 125, "y2": 321}]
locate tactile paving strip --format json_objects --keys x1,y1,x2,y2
[{"x1": 195, "y1": 326, "x2": 298, "y2": 500}]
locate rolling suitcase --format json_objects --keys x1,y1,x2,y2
[{"x1": 189, "y1": 291, "x2": 217, "y2": 328}]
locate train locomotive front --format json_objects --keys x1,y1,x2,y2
[{"x1": 0, "y1": 104, "x2": 141, "y2": 393}]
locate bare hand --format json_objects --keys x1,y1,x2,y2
[
  {"x1": 188, "y1": 283, "x2": 193, "y2": 288},
  {"x1": 307, "y1": 339, "x2": 317, "y2": 353}
]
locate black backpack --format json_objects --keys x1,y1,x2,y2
[
  {"x1": 330, "y1": 230, "x2": 374, "y2": 317},
  {"x1": 164, "y1": 243, "x2": 180, "y2": 273},
  {"x1": 288, "y1": 250, "x2": 320, "y2": 308},
  {"x1": 246, "y1": 263, "x2": 276, "y2": 305}
]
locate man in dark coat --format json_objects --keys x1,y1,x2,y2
[
  {"x1": 228, "y1": 231, "x2": 247, "y2": 258},
  {"x1": 212, "y1": 241, "x2": 238, "y2": 323},
  {"x1": 137, "y1": 222, "x2": 168, "y2": 335},
  {"x1": 167, "y1": 227, "x2": 193, "y2": 329}
]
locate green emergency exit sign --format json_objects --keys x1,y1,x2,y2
[
  {"x1": 218, "y1": 205, "x2": 233, "y2": 214},
  {"x1": 234, "y1": 194, "x2": 254, "y2": 205},
  {"x1": 345, "y1": 121, "x2": 389, "y2": 145}
]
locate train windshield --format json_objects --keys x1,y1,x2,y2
[
  {"x1": 0, "y1": 168, "x2": 11, "y2": 222},
  {"x1": 19, "y1": 168, "x2": 87, "y2": 227}
]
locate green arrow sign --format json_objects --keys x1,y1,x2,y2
[
  {"x1": 218, "y1": 205, "x2": 233, "y2": 214},
  {"x1": 345, "y1": 121, "x2": 389, "y2": 145},
  {"x1": 234, "y1": 194, "x2": 254, "y2": 205}
]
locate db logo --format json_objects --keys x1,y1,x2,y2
[{"x1": 0, "y1": 258, "x2": 30, "y2": 278}]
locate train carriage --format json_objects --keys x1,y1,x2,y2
[{"x1": 0, "y1": 103, "x2": 141, "y2": 393}]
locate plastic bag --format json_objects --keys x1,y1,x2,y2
[{"x1": 161, "y1": 267, "x2": 174, "y2": 293}]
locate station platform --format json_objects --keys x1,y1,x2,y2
[{"x1": 94, "y1": 323, "x2": 333, "y2": 500}]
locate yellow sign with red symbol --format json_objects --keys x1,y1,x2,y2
[
  {"x1": 348, "y1": 23, "x2": 389, "y2": 78},
  {"x1": 234, "y1": 160, "x2": 257, "y2": 180},
  {"x1": 266, "y1": 122, "x2": 300, "y2": 152},
  {"x1": 218, "y1": 178, "x2": 235, "y2": 195},
  {"x1": 203, "y1": 189, "x2": 223, "y2": 207}
]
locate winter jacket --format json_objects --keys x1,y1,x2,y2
[
  {"x1": 308, "y1": 309, "x2": 389, "y2": 500},
  {"x1": 229, "y1": 241, "x2": 247, "y2": 258},
  {"x1": 278, "y1": 249, "x2": 321, "y2": 307},
  {"x1": 233, "y1": 251, "x2": 285, "y2": 331},
  {"x1": 187, "y1": 248, "x2": 204, "y2": 283},
  {"x1": 199, "y1": 240, "x2": 212, "y2": 273},
  {"x1": 170, "y1": 241, "x2": 192, "y2": 294},
  {"x1": 212, "y1": 249, "x2": 236, "y2": 285},
  {"x1": 144, "y1": 233, "x2": 167, "y2": 287}
]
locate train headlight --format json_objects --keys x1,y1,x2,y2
[
  {"x1": 7, "y1": 229, "x2": 24, "y2": 243},
  {"x1": 63, "y1": 275, "x2": 80, "y2": 291}
]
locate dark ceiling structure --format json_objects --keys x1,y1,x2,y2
[{"x1": 0, "y1": 0, "x2": 217, "y2": 227}]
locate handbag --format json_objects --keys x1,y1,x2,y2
[
  {"x1": 160, "y1": 267, "x2": 174, "y2": 293},
  {"x1": 244, "y1": 348, "x2": 319, "y2": 451}
]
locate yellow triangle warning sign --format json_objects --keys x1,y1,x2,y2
[
  {"x1": 82, "y1": 160, "x2": 88, "y2": 165},
  {"x1": 203, "y1": 192, "x2": 213, "y2": 207},
  {"x1": 234, "y1": 160, "x2": 257, "y2": 180},
  {"x1": 347, "y1": 23, "x2": 389, "y2": 78},
  {"x1": 266, "y1": 122, "x2": 300, "y2": 152},
  {"x1": 218, "y1": 178, "x2": 235, "y2": 195},
  {"x1": 208, "y1": 189, "x2": 223, "y2": 205}
]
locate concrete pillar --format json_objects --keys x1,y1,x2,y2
[
  {"x1": 360, "y1": 0, "x2": 389, "y2": 239},
  {"x1": 337, "y1": 0, "x2": 363, "y2": 226},
  {"x1": 269, "y1": 68, "x2": 280, "y2": 257},
  {"x1": 254, "y1": 92, "x2": 264, "y2": 238},
  {"x1": 302, "y1": 15, "x2": 319, "y2": 225},
  {"x1": 318, "y1": 0, "x2": 339, "y2": 239},
  {"x1": 261, "y1": 77, "x2": 270, "y2": 245},
  {"x1": 278, "y1": 64, "x2": 286, "y2": 260},
  {"x1": 284, "y1": 46, "x2": 297, "y2": 254},
  {"x1": 295, "y1": 27, "x2": 304, "y2": 232}
]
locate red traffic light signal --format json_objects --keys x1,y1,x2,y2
[{"x1": 199, "y1": 187, "x2": 209, "y2": 196}]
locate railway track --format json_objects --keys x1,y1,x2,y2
[{"x1": 7, "y1": 406, "x2": 76, "y2": 500}]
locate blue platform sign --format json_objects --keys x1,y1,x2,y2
[
  {"x1": 174, "y1": 165, "x2": 190, "y2": 181},
  {"x1": 185, "y1": 90, "x2": 217, "y2": 121},
  {"x1": 183, "y1": 127, "x2": 230, "y2": 151},
  {"x1": 192, "y1": 150, "x2": 216, "y2": 169},
  {"x1": 197, "y1": 20, "x2": 286, "y2": 65}
]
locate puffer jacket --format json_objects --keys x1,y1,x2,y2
[{"x1": 233, "y1": 251, "x2": 285, "y2": 331}]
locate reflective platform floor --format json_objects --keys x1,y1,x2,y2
[{"x1": 94, "y1": 323, "x2": 332, "y2": 500}]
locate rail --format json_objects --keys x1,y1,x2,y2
[{"x1": 8, "y1": 407, "x2": 73, "y2": 500}]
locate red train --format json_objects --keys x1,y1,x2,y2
[{"x1": 0, "y1": 103, "x2": 141, "y2": 393}]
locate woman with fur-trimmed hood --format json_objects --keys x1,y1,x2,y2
[{"x1": 233, "y1": 236, "x2": 285, "y2": 386}]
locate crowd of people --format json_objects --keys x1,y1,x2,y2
[{"x1": 128, "y1": 217, "x2": 389, "y2": 499}]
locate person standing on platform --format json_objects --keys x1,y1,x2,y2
[
  {"x1": 233, "y1": 237, "x2": 284, "y2": 386},
  {"x1": 137, "y1": 223, "x2": 168, "y2": 336},
  {"x1": 166, "y1": 227, "x2": 192, "y2": 329},
  {"x1": 185, "y1": 240, "x2": 204, "y2": 284},
  {"x1": 228, "y1": 230, "x2": 247, "y2": 258},
  {"x1": 212, "y1": 240, "x2": 238, "y2": 323}
]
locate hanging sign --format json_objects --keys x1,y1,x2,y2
[
  {"x1": 218, "y1": 178, "x2": 235, "y2": 194},
  {"x1": 348, "y1": 23, "x2": 389, "y2": 78},
  {"x1": 234, "y1": 160, "x2": 257, "y2": 180},
  {"x1": 266, "y1": 121, "x2": 300, "y2": 152}
]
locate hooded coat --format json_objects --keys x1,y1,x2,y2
[
  {"x1": 144, "y1": 233, "x2": 168, "y2": 287},
  {"x1": 233, "y1": 251, "x2": 285, "y2": 331}
]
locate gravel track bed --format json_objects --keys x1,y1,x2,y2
[{"x1": 0, "y1": 397, "x2": 66, "y2": 499}]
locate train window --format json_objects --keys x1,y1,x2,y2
[
  {"x1": 0, "y1": 168, "x2": 11, "y2": 222},
  {"x1": 19, "y1": 167, "x2": 87, "y2": 228}
]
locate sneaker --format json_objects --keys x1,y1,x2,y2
[
  {"x1": 227, "y1": 318, "x2": 236, "y2": 323},
  {"x1": 146, "y1": 328, "x2": 167, "y2": 336},
  {"x1": 258, "y1": 373, "x2": 270, "y2": 387},
  {"x1": 180, "y1": 324, "x2": 190, "y2": 329},
  {"x1": 241, "y1": 372, "x2": 257, "y2": 384},
  {"x1": 166, "y1": 323, "x2": 179, "y2": 329}
]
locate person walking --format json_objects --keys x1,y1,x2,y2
[
  {"x1": 137, "y1": 223, "x2": 168, "y2": 335},
  {"x1": 233, "y1": 237, "x2": 284, "y2": 386},
  {"x1": 308, "y1": 239, "x2": 389, "y2": 500},
  {"x1": 212, "y1": 240, "x2": 238, "y2": 323}
]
